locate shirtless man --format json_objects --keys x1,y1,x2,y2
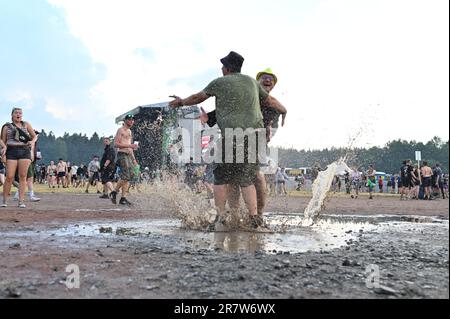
[
  {"x1": 56, "y1": 158, "x2": 68, "y2": 188},
  {"x1": 109, "y1": 114, "x2": 138, "y2": 206}
]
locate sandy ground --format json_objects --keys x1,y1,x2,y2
[{"x1": 0, "y1": 190, "x2": 448, "y2": 299}]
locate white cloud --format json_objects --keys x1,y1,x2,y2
[
  {"x1": 48, "y1": 0, "x2": 449, "y2": 149},
  {"x1": 5, "y1": 90, "x2": 34, "y2": 110},
  {"x1": 45, "y1": 98, "x2": 77, "y2": 120}
]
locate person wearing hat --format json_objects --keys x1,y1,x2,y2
[
  {"x1": 169, "y1": 51, "x2": 286, "y2": 229},
  {"x1": 199, "y1": 67, "x2": 284, "y2": 225},
  {"x1": 109, "y1": 113, "x2": 139, "y2": 206},
  {"x1": 256, "y1": 68, "x2": 283, "y2": 142}
]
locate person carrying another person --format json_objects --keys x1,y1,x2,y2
[
  {"x1": 1, "y1": 107, "x2": 37, "y2": 208},
  {"x1": 198, "y1": 66, "x2": 286, "y2": 226},
  {"x1": 169, "y1": 51, "x2": 286, "y2": 229}
]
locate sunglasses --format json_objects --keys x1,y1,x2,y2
[{"x1": 260, "y1": 75, "x2": 275, "y2": 82}]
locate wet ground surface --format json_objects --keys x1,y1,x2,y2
[{"x1": 0, "y1": 192, "x2": 448, "y2": 299}]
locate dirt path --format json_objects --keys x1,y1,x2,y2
[{"x1": 0, "y1": 192, "x2": 448, "y2": 299}]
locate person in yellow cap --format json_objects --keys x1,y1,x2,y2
[{"x1": 256, "y1": 68, "x2": 283, "y2": 142}]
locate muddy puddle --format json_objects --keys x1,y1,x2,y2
[{"x1": 2, "y1": 213, "x2": 447, "y2": 254}]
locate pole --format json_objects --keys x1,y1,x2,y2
[{"x1": 417, "y1": 159, "x2": 421, "y2": 184}]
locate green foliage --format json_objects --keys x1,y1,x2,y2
[
  {"x1": 35, "y1": 131, "x2": 103, "y2": 166},
  {"x1": 278, "y1": 137, "x2": 449, "y2": 173},
  {"x1": 34, "y1": 132, "x2": 448, "y2": 174}
]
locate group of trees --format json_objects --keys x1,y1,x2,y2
[
  {"x1": 36, "y1": 131, "x2": 104, "y2": 166},
  {"x1": 278, "y1": 136, "x2": 449, "y2": 174},
  {"x1": 35, "y1": 130, "x2": 449, "y2": 174}
]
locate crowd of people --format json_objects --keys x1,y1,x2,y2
[
  {"x1": 0, "y1": 110, "x2": 144, "y2": 207},
  {"x1": 327, "y1": 160, "x2": 449, "y2": 200}
]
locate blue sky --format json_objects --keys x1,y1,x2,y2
[
  {"x1": 0, "y1": 0, "x2": 109, "y2": 135},
  {"x1": 1, "y1": 0, "x2": 449, "y2": 149}
]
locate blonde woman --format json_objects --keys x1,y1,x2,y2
[{"x1": 1, "y1": 107, "x2": 37, "y2": 208}]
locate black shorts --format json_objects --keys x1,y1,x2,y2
[
  {"x1": 6, "y1": 146, "x2": 31, "y2": 161},
  {"x1": 422, "y1": 176, "x2": 431, "y2": 187},
  {"x1": 101, "y1": 168, "x2": 115, "y2": 184},
  {"x1": 401, "y1": 177, "x2": 410, "y2": 188},
  {"x1": 213, "y1": 163, "x2": 258, "y2": 187},
  {"x1": 57, "y1": 172, "x2": 66, "y2": 178},
  {"x1": 89, "y1": 172, "x2": 100, "y2": 184}
]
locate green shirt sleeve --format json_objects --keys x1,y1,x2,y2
[{"x1": 203, "y1": 78, "x2": 221, "y2": 97}]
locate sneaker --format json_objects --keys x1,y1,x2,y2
[
  {"x1": 1, "y1": 203, "x2": 7, "y2": 208},
  {"x1": 109, "y1": 191, "x2": 117, "y2": 204},
  {"x1": 119, "y1": 197, "x2": 132, "y2": 206},
  {"x1": 18, "y1": 202, "x2": 26, "y2": 208},
  {"x1": 99, "y1": 194, "x2": 109, "y2": 199},
  {"x1": 29, "y1": 196, "x2": 41, "y2": 202}
]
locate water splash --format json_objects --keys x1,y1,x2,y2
[
  {"x1": 302, "y1": 159, "x2": 352, "y2": 225},
  {"x1": 134, "y1": 174, "x2": 217, "y2": 230}
]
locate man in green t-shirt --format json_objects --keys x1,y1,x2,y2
[{"x1": 169, "y1": 51, "x2": 286, "y2": 228}]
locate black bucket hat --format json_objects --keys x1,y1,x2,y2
[{"x1": 220, "y1": 51, "x2": 244, "y2": 70}]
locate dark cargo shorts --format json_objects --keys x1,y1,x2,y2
[
  {"x1": 213, "y1": 163, "x2": 258, "y2": 187},
  {"x1": 116, "y1": 152, "x2": 134, "y2": 181}
]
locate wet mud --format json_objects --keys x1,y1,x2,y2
[{"x1": 0, "y1": 192, "x2": 448, "y2": 299}]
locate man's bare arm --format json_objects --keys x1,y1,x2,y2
[
  {"x1": 169, "y1": 91, "x2": 210, "y2": 108},
  {"x1": 264, "y1": 95, "x2": 287, "y2": 126}
]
